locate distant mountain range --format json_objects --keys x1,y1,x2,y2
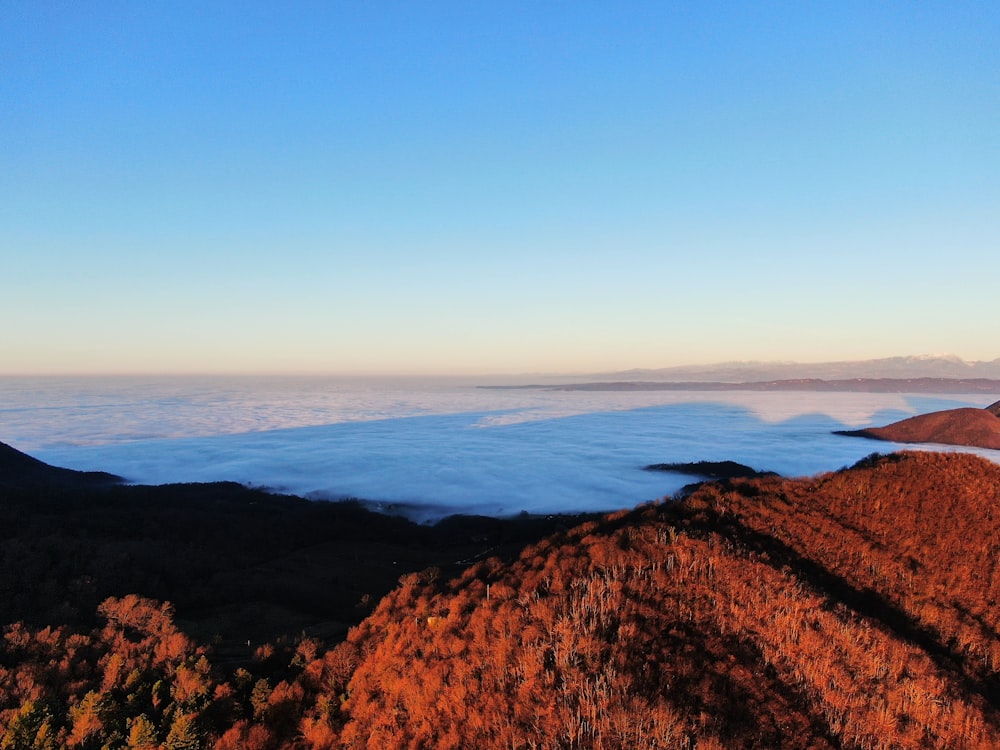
[
  {"x1": 503, "y1": 377, "x2": 1000, "y2": 394},
  {"x1": 481, "y1": 355, "x2": 1000, "y2": 394},
  {"x1": 603, "y1": 354, "x2": 1000, "y2": 382}
]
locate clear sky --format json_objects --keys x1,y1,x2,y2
[{"x1": 2, "y1": 2, "x2": 998, "y2": 375}]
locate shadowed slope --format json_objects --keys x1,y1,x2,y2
[
  {"x1": 0, "y1": 441, "x2": 598, "y2": 644},
  {"x1": 0, "y1": 440, "x2": 121, "y2": 489}
]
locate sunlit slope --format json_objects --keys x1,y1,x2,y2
[
  {"x1": 331, "y1": 452, "x2": 1000, "y2": 749},
  {"x1": 844, "y1": 407, "x2": 1000, "y2": 449},
  {"x1": 697, "y1": 451, "x2": 1000, "y2": 694}
]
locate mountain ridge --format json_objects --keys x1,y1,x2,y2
[
  {"x1": 601, "y1": 354, "x2": 1000, "y2": 382},
  {"x1": 0, "y1": 440, "x2": 121, "y2": 489},
  {"x1": 4, "y1": 444, "x2": 1000, "y2": 747},
  {"x1": 334, "y1": 451, "x2": 1000, "y2": 748},
  {"x1": 482, "y1": 377, "x2": 1000, "y2": 393},
  {"x1": 836, "y1": 403, "x2": 1000, "y2": 450}
]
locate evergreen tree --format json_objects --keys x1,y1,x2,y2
[
  {"x1": 125, "y1": 715, "x2": 158, "y2": 750},
  {"x1": 0, "y1": 700, "x2": 58, "y2": 750},
  {"x1": 164, "y1": 712, "x2": 201, "y2": 750}
]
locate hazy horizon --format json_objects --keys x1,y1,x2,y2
[
  {"x1": 3, "y1": 4, "x2": 998, "y2": 375},
  {"x1": 2, "y1": 352, "x2": 1000, "y2": 380}
]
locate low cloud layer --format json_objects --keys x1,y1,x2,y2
[{"x1": 14, "y1": 380, "x2": 996, "y2": 522}]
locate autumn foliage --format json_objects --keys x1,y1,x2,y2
[
  {"x1": 3, "y1": 451, "x2": 1000, "y2": 748},
  {"x1": 842, "y1": 406, "x2": 1000, "y2": 449}
]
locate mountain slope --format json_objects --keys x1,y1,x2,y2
[
  {"x1": 3, "y1": 451, "x2": 1000, "y2": 748},
  {"x1": 837, "y1": 406, "x2": 1000, "y2": 449},
  {"x1": 0, "y1": 440, "x2": 121, "y2": 489},
  {"x1": 323, "y1": 452, "x2": 1000, "y2": 749}
]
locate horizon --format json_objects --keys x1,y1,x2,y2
[
  {"x1": 3, "y1": 4, "x2": 998, "y2": 375},
  {"x1": 2, "y1": 352, "x2": 999, "y2": 381}
]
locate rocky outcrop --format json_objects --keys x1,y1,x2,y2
[{"x1": 644, "y1": 460, "x2": 776, "y2": 479}]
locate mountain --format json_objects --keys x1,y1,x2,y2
[
  {"x1": 607, "y1": 354, "x2": 1000, "y2": 382},
  {"x1": 0, "y1": 440, "x2": 121, "y2": 489},
  {"x1": 504, "y1": 377, "x2": 1000, "y2": 393},
  {"x1": 4, "y1": 448, "x2": 1000, "y2": 748},
  {"x1": 0, "y1": 441, "x2": 589, "y2": 642},
  {"x1": 330, "y1": 452, "x2": 1000, "y2": 748},
  {"x1": 836, "y1": 404, "x2": 1000, "y2": 450}
]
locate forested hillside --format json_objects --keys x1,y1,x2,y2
[{"x1": 3, "y1": 450, "x2": 1000, "y2": 748}]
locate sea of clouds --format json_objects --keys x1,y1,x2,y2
[{"x1": 2, "y1": 377, "x2": 998, "y2": 522}]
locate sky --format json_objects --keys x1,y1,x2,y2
[{"x1": 2, "y1": 2, "x2": 998, "y2": 376}]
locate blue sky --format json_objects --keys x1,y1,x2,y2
[{"x1": 2, "y1": 2, "x2": 998, "y2": 375}]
